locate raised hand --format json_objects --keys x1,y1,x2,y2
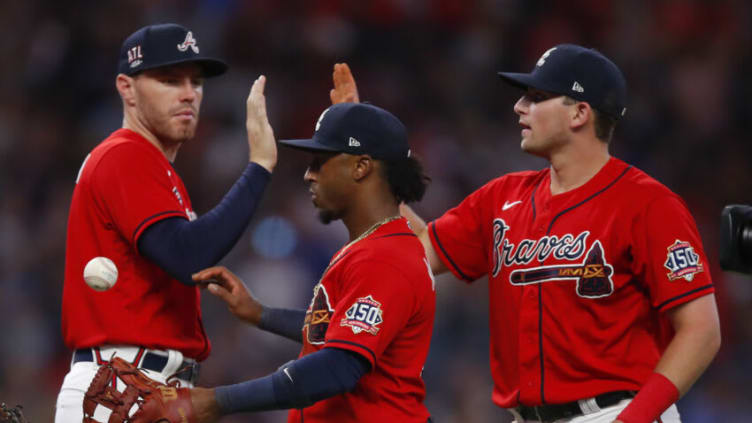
[
  {"x1": 193, "y1": 266, "x2": 264, "y2": 326},
  {"x1": 246, "y1": 75, "x2": 277, "y2": 173},
  {"x1": 330, "y1": 63, "x2": 360, "y2": 104}
]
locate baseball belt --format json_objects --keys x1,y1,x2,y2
[
  {"x1": 73, "y1": 347, "x2": 200, "y2": 385},
  {"x1": 515, "y1": 390, "x2": 635, "y2": 422}
]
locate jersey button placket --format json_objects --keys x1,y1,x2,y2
[
  {"x1": 518, "y1": 285, "x2": 541, "y2": 403},
  {"x1": 536, "y1": 204, "x2": 550, "y2": 235}
]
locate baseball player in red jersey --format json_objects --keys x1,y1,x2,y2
[
  {"x1": 339, "y1": 46, "x2": 720, "y2": 422},
  {"x1": 56, "y1": 23, "x2": 277, "y2": 421},
  {"x1": 421, "y1": 45, "x2": 721, "y2": 422},
  {"x1": 173, "y1": 100, "x2": 436, "y2": 422}
]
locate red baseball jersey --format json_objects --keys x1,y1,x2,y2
[
  {"x1": 288, "y1": 218, "x2": 435, "y2": 423},
  {"x1": 61, "y1": 129, "x2": 210, "y2": 360},
  {"x1": 429, "y1": 157, "x2": 713, "y2": 407}
]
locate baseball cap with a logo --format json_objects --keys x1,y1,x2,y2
[
  {"x1": 118, "y1": 23, "x2": 228, "y2": 77},
  {"x1": 498, "y1": 44, "x2": 627, "y2": 119},
  {"x1": 279, "y1": 103, "x2": 410, "y2": 160}
]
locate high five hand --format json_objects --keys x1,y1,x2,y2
[
  {"x1": 246, "y1": 75, "x2": 277, "y2": 173},
  {"x1": 330, "y1": 63, "x2": 360, "y2": 104}
]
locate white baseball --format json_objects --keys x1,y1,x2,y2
[{"x1": 83, "y1": 257, "x2": 118, "y2": 291}]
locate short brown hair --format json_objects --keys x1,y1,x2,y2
[{"x1": 562, "y1": 97, "x2": 617, "y2": 143}]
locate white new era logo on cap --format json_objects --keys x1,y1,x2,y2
[
  {"x1": 348, "y1": 137, "x2": 360, "y2": 147},
  {"x1": 572, "y1": 81, "x2": 584, "y2": 93}
]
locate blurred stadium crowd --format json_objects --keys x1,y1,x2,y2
[{"x1": 1, "y1": 0, "x2": 750, "y2": 421}]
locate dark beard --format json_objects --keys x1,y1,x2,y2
[{"x1": 317, "y1": 209, "x2": 338, "y2": 224}]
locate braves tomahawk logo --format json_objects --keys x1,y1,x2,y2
[
  {"x1": 177, "y1": 31, "x2": 199, "y2": 54},
  {"x1": 304, "y1": 284, "x2": 334, "y2": 344},
  {"x1": 664, "y1": 239, "x2": 703, "y2": 281},
  {"x1": 510, "y1": 241, "x2": 614, "y2": 298},
  {"x1": 492, "y1": 218, "x2": 614, "y2": 298}
]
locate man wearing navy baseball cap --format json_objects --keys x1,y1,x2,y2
[
  {"x1": 169, "y1": 100, "x2": 435, "y2": 422},
  {"x1": 332, "y1": 44, "x2": 719, "y2": 423},
  {"x1": 280, "y1": 102, "x2": 423, "y2": 224},
  {"x1": 496, "y1": 43, "x2": 629, "y2": 155},
  {"x1": 497, "y1": 43, "x2": 627, "y2": 120},
  {"x1": 280, "y1": 102, "x2": 411, "y2": 160},
  {"x1": 118, "y1": 23, "x2": 228, "y2": 77},
  {"x1": 56, "y1": 23, "x2": 278, "y2": 421}
]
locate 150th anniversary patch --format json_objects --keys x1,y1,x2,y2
[
  {"x1": 664, "y1": 239, "x2": 703, "y2": 281},
  {"x1": 341, "y1": 295, "x2": 383, "y2": 335}
]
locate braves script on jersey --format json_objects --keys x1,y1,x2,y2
[
  {"x1": 290, "y1": 218, "x2": 435, "y2": 423},
  {"x1": 429, "y1": 157, "x2": 713, "y2": 407},
  {"x1": 62, "y1": 129, "x2": 210, "y2": 360}
]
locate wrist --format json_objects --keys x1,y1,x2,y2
[
  {"x1": 617, "y1": 372, "x2": 679, "y2": 423},
  {"x1": 190, "y1": 387, "x2": 222, "y2": 422},
  {"x1": 250, "y1": 159, "x2": 275, "y2": 173},
  {"x1": 256, "y1": 304, "x2": 272, "y2": 327},
  {"x1": 247, "y1": 303, "x2": 264, "y2": 326}
]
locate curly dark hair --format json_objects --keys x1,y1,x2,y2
[{"x1": 380, "y1": 155, "x2": 430, "y2": 204}]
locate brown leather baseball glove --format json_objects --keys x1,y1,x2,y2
[{"x1": 83, "y1": 357, "x2": 195, "y2": 423}]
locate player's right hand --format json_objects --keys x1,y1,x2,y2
[
  {"x1": 246, "y1": 75, "x2": 277, "y2": 173},
  {"x1": 330, "y1": 63, "x2": 360, "y2": 104},
  {"x1": 193, "y1": 266, "x2": 264, "y2": 326}
]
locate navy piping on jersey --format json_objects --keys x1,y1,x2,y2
[
  {"x1": 131, "y1": 210, "x2": 185, "y2": 243},
  {"x1": 656, "y1": 284, "x2": 714, "y2": 310},
  {"x1": 535, "y1": 164, "x2": 633, "y2": 404},
  {"x1": 430, "y1": 223, "x2": 472, "y2": 281},
  {"x1": 326, "y1": 339, "x2": 377, "y2": 365},
  {"x1": 530, "y1": 172, "x2": 545, "y2": 398},
  {"x1": 531, "y1": 178, "x2": 544, "y2": 221},
  {"x1": 327, "y1": 250, "x2": 352, "y2": 272},
  {"x1": 537, "y1": 283, "x2": 544, "y2": 403},
  {"x1": 546, "y1": 166, "x2": 632, "y2": 234}
]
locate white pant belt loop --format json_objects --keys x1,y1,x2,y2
[{"x1": 578, "y1": 397, "x2": 602, "y2": 415}]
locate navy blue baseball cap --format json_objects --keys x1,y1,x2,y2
[
  {"x1": 118, "y1": 23, "x2": 228, "y2": 77},
  {"x1": 498, "y1": 44, "x2": 627, "y2": 119},
  {"x1": 279, "y1": 103, "x2": 410, "y2": 160}
]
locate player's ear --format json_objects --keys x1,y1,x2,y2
[
  {"x1": 116, "y1": 74, "x2": 137, "y2": 107},
  {"x1": 570, "y1": 101, "x2": 592, "y2": 131},
  {"x1": 352, "y1": 155, "x2": 374, "y2": 181}
]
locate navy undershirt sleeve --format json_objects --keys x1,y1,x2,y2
[
  {"x1": 214, "y1": 348, "x2": 371, "y2": 413},
  {"x1": 138, "y1": 162, "x2": 270, "y2": 285},
  {"x1": 258, "y1": 307, "x2": 306, "y2": 343}
]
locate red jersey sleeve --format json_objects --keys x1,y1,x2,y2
[
  {"x1": 323, "y1": 260, "x2": 419, "y2": 367},
  {"x1": 91, "y1": 143, "x2": 188, "y2": 246},
  {"x1": 429, "y1": 179, "x2": 498, "y2": 282},
  {"x1": 632, "y1": 194, "x2": 714, "y2": 312}
]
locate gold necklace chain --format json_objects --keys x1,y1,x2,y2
[{"x1": 320, "y1": 215, "x2": 401, "y2": 280}]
